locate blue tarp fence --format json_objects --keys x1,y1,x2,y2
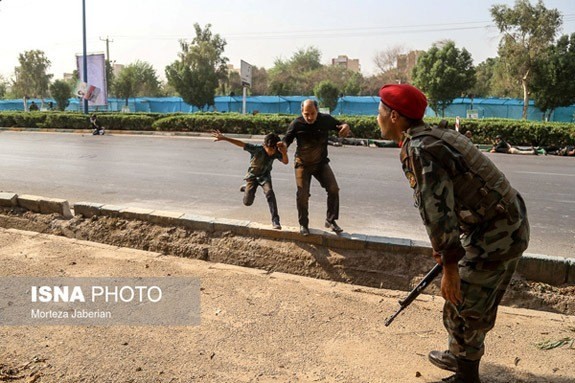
[{"x1": 2, "y1": 96, "x2": 575, "y2": 122}]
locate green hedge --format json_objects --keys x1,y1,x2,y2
[{"x1": 1, "y1": 111, "x2": 574, "y2": 146}]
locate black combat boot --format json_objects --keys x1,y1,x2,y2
[
  {"x1": 428, "y1": 350, "x2": 457, "y2": 372},
  {"x1": 441, "y1": 358, "x2": 481, "y2": 383}
]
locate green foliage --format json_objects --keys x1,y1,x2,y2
[
  {"x1": 268, "y1": 47, "x2": 322, "y2": 95},
  {"x1": 0, "y1": 75, "x2": 7, "y2": 99},
  {"x1": 251, "y1": 66, "x2": 269, "y2": 96},
  {"x1": 536, "y1": 337, "x2": 574, "y2": 350},
  {"x1": 470, "y1": 58, "x2": 498, "y2": 97},
  {"x1": 412, "y1": 40, "x2": 476, "y2": 117},
  {"x1": 343, "y1": 72, "x2": 364, "y2": 96},
  {"x1": 314, "y1": 81, "x2": 340, "y2": 112},
  {"x1": 531, "y1": 33, "x2": 575, "y2": 119},
  {"x1": 222, "y1": 71, "x2": 242, "y2": 97},
  {"x1": 0, "y1": 111, "x2": 47, "y2": 128},
  {"x1": 490, "y1": 0, "x2": 563, "y2": 119},
  {"x1": 49, "y1": 80, "x2": 72, "y2": 111},
  {"x1": 151, "y1": 113, "x2": 293, "y2": 135},
  {"x1": 114, "y1": 61, "x2": 162, "y2": 106},
  {"x1": 42, "y1": 113, "x2": 94, "y2": 129},
  {"x1": 441, "y1": 117, "x2": 575, "y2": 147},
  {"x1": 98, "y1": 114, "x2": 157, "y2": 131},
  {"x1": 2, "y1": 111, "x2": 574, "y2": 148},
  {"x1": 11, "y1": 50, "x2": 53, "y2": 100},
  {"x1": 165, "y1": 24, "x2": 228, "y2": 109},
  {"x1": 105, "y1": 61, "x2": 115, "y2": 97}
]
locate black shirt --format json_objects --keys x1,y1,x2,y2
[
  {"x1": 492, "y1": 139, "x2": 511, "y2": 153},
  {"x1": 283, "y1": 113, "x2": 342, "y2": 166}
]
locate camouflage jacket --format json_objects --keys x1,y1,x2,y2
[{"x1": 400, "y1": 124, "x2": 528, "y2": 266}]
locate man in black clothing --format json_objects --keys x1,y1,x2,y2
[
  {"x1": 283, "y1": 99, "x2": 351, "y2": 236},
  {"x1": 490, "y1": 135, "x2": 536, "y2": 155}
]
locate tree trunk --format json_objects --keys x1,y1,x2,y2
[{"x1": 522, "y1": 71, "x2": 530, "y2": 120}]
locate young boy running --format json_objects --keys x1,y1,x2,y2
[{"x1": 212, "y1": 130, "x2": 289, "y2": 229}]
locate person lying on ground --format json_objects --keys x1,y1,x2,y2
[{"x1": 490, "y1": 135, "x2": 537, "y2": 155}]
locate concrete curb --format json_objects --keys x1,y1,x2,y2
[
  {"x1": 0, "y1": 192, "x2": 572, "y2": 286},
  {"x1": 13, "y1": 194, "x2": 73, "y2": 218},
  {"x1": 0, "y1": 192, "x2": 18, "y2": 208},
  {"x1": 0, "y1": 127, "x2": 262, "y2": 140}
]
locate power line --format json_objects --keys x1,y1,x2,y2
[{"x1": 109, "y1": 14, "x2": 575, "y2": 42}]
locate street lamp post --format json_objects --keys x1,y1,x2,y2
[{"x1": 82, "y1": 0, "x2": 88, "y2": 114}]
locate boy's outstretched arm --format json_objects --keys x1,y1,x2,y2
[
  {"x1": 277, "y1": 141, "x2": 289, "y2": 164},
  {"x1": 211, "y1": 129, "x2": 246, "y2": 148}
]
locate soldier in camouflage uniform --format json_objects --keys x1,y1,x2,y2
[{"x1": 376, "y1": 84, "x2": 530, "y2": 383}]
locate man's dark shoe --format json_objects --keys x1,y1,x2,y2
[
  {"x1": 441, "y1": 358, "x2": 481, "y2": 383},
  {"x1": 325, "y1": 220, "x2": 343, "y2": 234},
  {"x1": 428, "y1": 350, "x2": 457, "y2": 372},
  {"x1": 272, "y1": 220, "x2": 282, "y2": 230},
  {"x1": 299, "y1": 225, "x2": 310, "y2": 236},
  {"x1": 240, "y1": 185, "x2": 246, "y2": 193}
]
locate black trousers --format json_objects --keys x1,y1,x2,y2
[
  {"x1": 243, "y1": 180, "x2": 279, "y2": 223},
  {"x1": 294, "y1": 162, "x2": 339, "y2": 227}
]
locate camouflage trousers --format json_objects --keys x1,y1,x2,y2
[
  {"x1": 443, "y1": 195, "x2": 530, "y2": 361},
  {"x1": 443, "y1": 256, "x2": 520, "y2": 361}
]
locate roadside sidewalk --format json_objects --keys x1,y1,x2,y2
[{"x1": 1, "y1": 228, "x2": 573, "y2": 383}]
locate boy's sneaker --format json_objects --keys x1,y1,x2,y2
[
  {"x1": 325, "y1": 220, "x2": 343, "y2": 234},
  {"x1": 272, "y1": 220, "x2": 282, "y2": 230},
  {"x1": 240, "y1": 185, "x2": 246, "y2": 192}
]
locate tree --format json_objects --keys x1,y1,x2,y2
[
  {"x1": 0, "y1": 75, "x2": 7, "y2": 99},
  {"x1": 490, "y1": 0, "x2": 562, "y2": 119},
  {"x1": 113, "y1": 61, "x2": 162, "y2": 106},
  {"x1": 223, "y1": 70, "x2": 242, "y2": 97},
  {"x1": 11, "y1": 50, "x2": 53, "y2": 106},
  {"x1": 135, "y1": 61, "x2": 161, "y2": 97},
  {"x1": 470, "y1": 58, "x2": 497, "y2": 97},
  {"x1": 105, "y1": 60, "x2": 115, "y2": 97},
  {"x1": 165, "y1": 23, "x2": 228, "y2": 110},
  {"x1": 485, "y1": 59, "x2": 521, "y2": 98},
  {"x1": 531, "y1": 33, "x2": 575, "y2": 120},
  {"x1": 373, "y1": 47, "x2": 422, "y2": 85},
  {"x1": 412, "y1": 40, "x2": 476, "y2": 117},
  {"x1": 250, "y1": 66, "x2": 269, "y2": 95},
  {"x1": 268, "y1": 58, "x2": 298, "y2": 95},
  {"x1": 49, "y1": 80, "x2": 72, "y2": 111},
  {"x1": 343, "y1": 72, "x2": 364, "y2": 96},
  {"x1": 268, "y1": 47, "x2": 323, "y2": 95},
  {"x1": 113, "y1": 67, "x2": 137, "y2": 107},
  {"x1": 314, "y1": 80, "x2": 340, "y2": 112},
  {"x1": 310, "y1": 66, "x2": 361, "y2": 96}
]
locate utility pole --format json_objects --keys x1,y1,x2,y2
[
  {"x1": 99, "y1": 36, "x2": 113, "y2": 63},
  {"x1": 82, "y1": 0, "x2": 88, "y2": 114}
]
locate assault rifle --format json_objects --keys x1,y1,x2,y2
[{"x1": 384, "y1": 264, "x2": 443, "y2": 326}]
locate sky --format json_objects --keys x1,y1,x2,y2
[{"x1": 1, "y1": 0, "x2": 574, "y2": 82}]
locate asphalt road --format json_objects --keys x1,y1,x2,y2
[{"x1": 1, "y1": 131, "x2": 574, "y2": 258}]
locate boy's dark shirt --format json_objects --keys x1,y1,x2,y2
[
  {"x1": 243, "y1": 143, "x2": 282, "y2": 185},
  {"x1": 283, "y1": 113, "x2": 342, "y2": 166}
]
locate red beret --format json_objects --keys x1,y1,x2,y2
[{"x1": 378, "y1": 84, "x2": 428, "y2": 120}]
